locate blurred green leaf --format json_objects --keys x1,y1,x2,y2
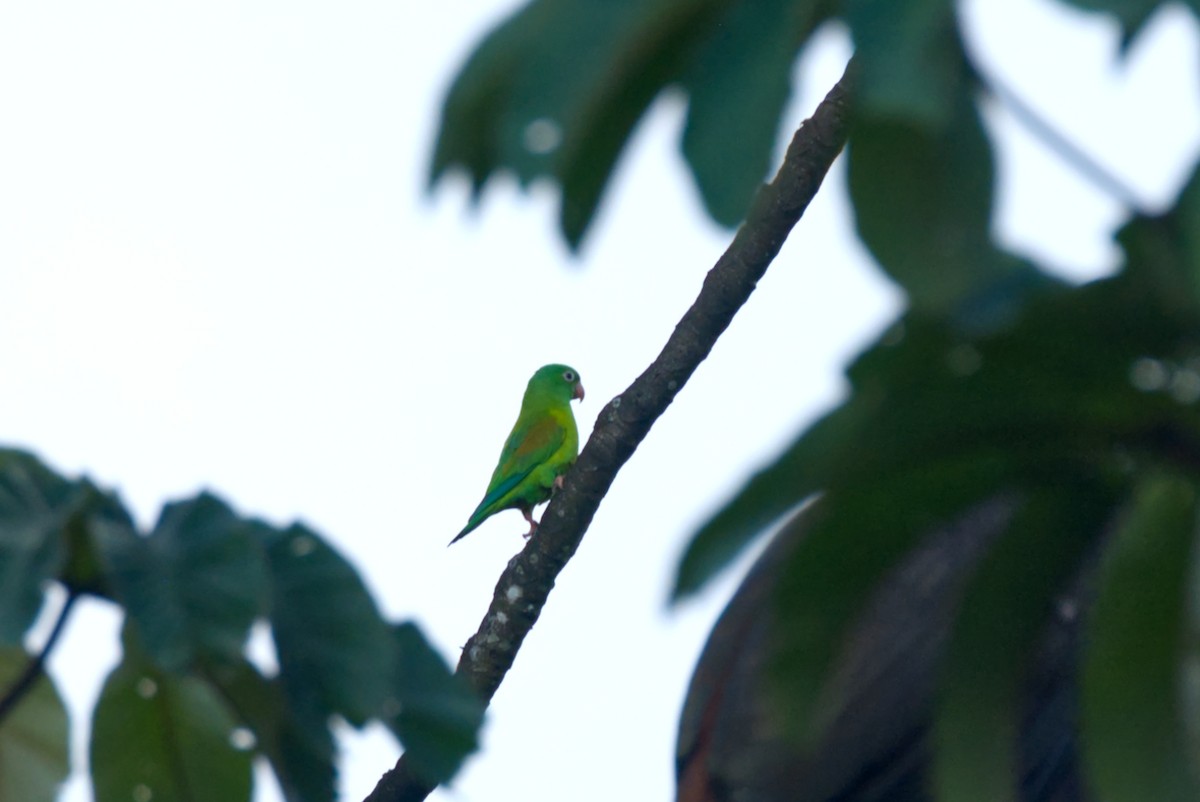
[
  {"x1": 847, "y1": 96, "x2": 1042, "y2": 315},
  {"x1": 101, "y1": 494, "x2": 266, "y2": 672},
  {"x1": 429, "y1": 0, "x2": 558, "y2": 192},
  {"x1": 0, "y1": 449, "x2": 76, "y2": 643},
  {"x1": 432, "y1": 0, "x2": 719, "y2": 247},
  {"x1": 554, "y1": 0, "x2": 729, "y2": 246},
  {"x1": 1081, "y1": 473, "x2": 1200, "y2": 802},
  {"x1": 681, "y1": 0, "x2": 826, "y2": 225},
  {"x1": 673, "y1": 276, "x2": 1200, "y2": 601},
  {"x1": 428, "y1": 0, "x2": 1006, "y2": 248},
  {"x1": 431, "y1": 0, "x2": 842, "y2": 247},
  {"x1": 202, "y1": 659, "x2": 337, "y2": 802},
  {"x1": 91, "y1": 632, "x2": 252, "y2": 802},
  {"x1": 265, "y1": 524, "x2": 393, "y2": 727},
  {"x1": 767, "y1": 454, "x2": 1025, "y2": 738},
  {"x1": 1171, "y1": 164, "x2": 1200, "y2": 296},
  {"x1": 385, "y1": 622, "x2": 486, "y2": 786},
  {"x1": 933, "y1": 478, "x2": 1116, "y2": 802},
  {"x1": 0, "y1": 647, "x2": 69, "y2": 802},
  {"x1": 59, "y1": 485, "x2": 138, "y2": 599},
  {"x1": 841, "y1": 0, "x2": 966, "y2": 128},
  {"x1": 1118, "y1": 161, "x2": 1200, "y2": 316}
]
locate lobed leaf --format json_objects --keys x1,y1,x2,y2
[
  {"x1": 91, "y1": 632, "x2": 252, "y2": 802},
  {"x1": 384, "y1": 622, "x2": 486, "y2": 786},
  {"x1": 673, "y1": 275, "x2": 1200, "y2": 601},
  {"x1": 431, "y1": 0, "x2": 717, "y2": 247},
  {"x1": 1081, "y1": 473, "x2": 1200, "y2": 802},
  {"x1": 101, "y1": 493, "x2": 266, "y2": 672},
  {"x1": 680, "y1": 0, "x2": 829, "y2": 225},
  {"x1": 0, "y1": 450, "x2": 77, "y2": 643},
  {"x1": 431, "y1": 0, "x2": 832, "y2": 247},
  {"x1": 932, "y1": 478, "x2": 1117, "y2": 802},
  {"x1": 840, "y1": 0, "x2": 967, "y2": 128},
  {"x1": 846, "y1": 94, "x2": 1044, "y2": 316},
  {"x1": 553, "y1": 0, "x2": 730, "y2": 246},
  {"x1": 202, "y1": 658, "x2": 337, "y2": 802},
  {"x1": 765, "y1": 453, "x2": 1028, "y2": 738},
  {"x1": 265, "y1": 524, "x2": 394, "y2": 727},
  {"x1": 1117, "y1": 160, "x2": 1200, "y2": 317},
  {"x1": 0, "y1": 647, "x2": 69, "y2": 802}
]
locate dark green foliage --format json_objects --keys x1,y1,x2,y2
[
  {"x1": 933, "y1": 480, "x2": 1117, "y2": 802},
  {"x1": 385, "y1": 623, "x2": 486, "y2": 785},
  {"x1": 840, "y1": 0, "x2": 966, "y2": 127},
  {"x1": 1118, "y1": 161, "x2": 1200, "y2": 318},
  {"x1": 0, "y1": 647, "x2": 69, "y2": 802},
  {"x1": 3, "y1": 0, "x2": 1197, "y2": 799},
  {"x1": 767, "y1": 456, "x2": 1025, "y2": 739},
  {"x1": 846, "y1": 97, "x2": 1051, "y2": 316},
  {"x1": 671, "y1": 254, "x2": 1200, "y2": 796},
  {"x1": 420, "y1": 2, "x2": 1200, "y2": 790},
  {"x1": 0, "y1": 457, "x2": 484, "y2": 800},
  {"x1": 265, "y1": 524, "x2": 394, "y2": 727},
  {"x1": 672, "y1": 269, "x2": 1199, "y2": 600},
  {"x1": 1081, "y1": 475, "x2": 1200, "y2": 802},
  {"x1": 680, "y1": 0, "x2": 830, "y2": 225},
  {"x1": 102, "y1": 495, "x2": 265, "y2": 672},
  {"x1": 434, "y1": 0, "x2": 1200, "y2": 797},
  {"x1": 91, "y1": 629, "x2": 253, "y2": 802},
  {"x1": 202, "y1": 659, "x2": 338, "y2": 802},
  {"x1": 430, "y1": 0, "x2": 1108, "y2": 267},
  {"x1": 670, "y1": 159, "x2": 1200, "y2": 802},
  {"x1": 0, "y1": 450, "x2": 99, "y2": 643},
  {"x1": 430, "y1": 0, "x2": 834, "y2": 248}
]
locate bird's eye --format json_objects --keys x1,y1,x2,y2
[{"x1": 563, "y1": 370, "x2": 576, "y2": 382}]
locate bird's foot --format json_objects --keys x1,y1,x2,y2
[{"x1": 521, "y1": 509, "x2": 539, "y2": 539}]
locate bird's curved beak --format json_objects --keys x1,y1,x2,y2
[{"x1": 573, "y1": 383, "x2": 585, "y2": 402}]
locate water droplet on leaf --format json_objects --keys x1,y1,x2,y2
[
  {"x1": 523, "y1": 118, "x2": 562, "y2": 154},
  {"x1": 290, "y1": 535, "x2": 316, "y2": 557},
  {"x1": 229, "y1": 727, "x2": 256, "y2": 750},
  {"x1": 1169, "y1": 368, "x2": 1200, "y2": 404},
  {"x1": 945, "y1": 344, "x2": 982, "y2": 376},
  {"x1": 1129, "y1": 357, "x2": 1169, "y2": 392}
]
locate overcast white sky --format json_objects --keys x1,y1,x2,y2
[{"x1": 0, "y1": 1, "x2": 1197, "y2": 801}]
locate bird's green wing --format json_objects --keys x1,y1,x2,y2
[{"x1": 453, "y1": 414, "x2": 567, "y2": 541}]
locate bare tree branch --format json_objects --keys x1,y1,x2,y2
[{"x1": 365, "y1": 60, "x2": 856, "y2": 802}]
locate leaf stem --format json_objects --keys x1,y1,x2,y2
[
  {"x1": 0, "y1": 589, "x2": 78, "y2": 726},
  {"x1": 977, "y1": 62, "x2": 1149, "y2": 215},
  {"x1": 364, "y1": 59, "x2": 856, "y2": 802}
]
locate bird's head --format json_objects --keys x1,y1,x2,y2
[{"x1": 529, "y1": 363, "x2": 585, "y2": 404}]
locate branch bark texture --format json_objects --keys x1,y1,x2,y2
[{"x1": 365, "y1": 62, "x2": 855, "y2": 802}]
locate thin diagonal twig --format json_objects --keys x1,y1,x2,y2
[
  {"x1": 0, "y1": 590, "x2": 78, "y2": 726},
  {"x1": 979, "y1": 63, "x2": 1149, "y2": 214}
]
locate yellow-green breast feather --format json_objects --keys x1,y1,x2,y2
[{"x1": 451, "y1": 364, "x2": 584, "y2": 544}]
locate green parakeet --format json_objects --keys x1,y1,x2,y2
[{"x1": 450, "y1": 364, "x2": 585, "y2": 545}]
